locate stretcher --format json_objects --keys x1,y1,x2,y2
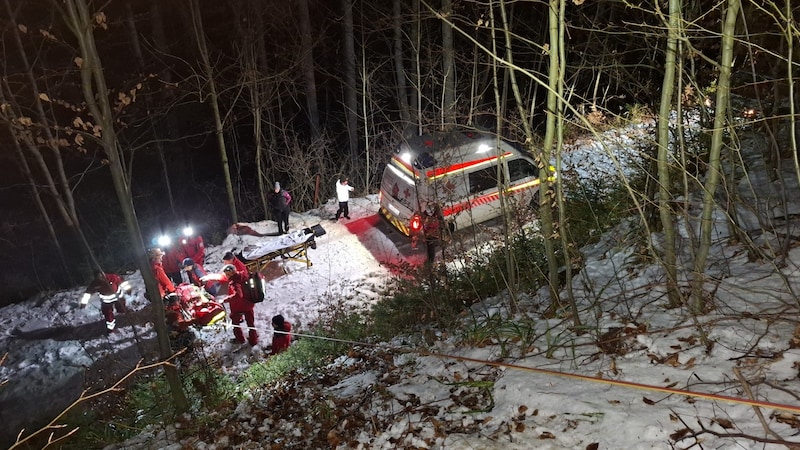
[
  {"x1": 238, "y1": 224, "x2": 326, "y2": 272},
  {"x1": 165, "y1": 283, "x2": 226, "y2": 332}
]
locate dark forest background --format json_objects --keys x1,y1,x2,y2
[{"x1": 0, "y1": 0, "x2": 791, "y2": 305}]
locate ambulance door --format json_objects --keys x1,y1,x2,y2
[
  {"x1": 506, "y1": 157, "x2": 540, "y2": 207},
  {"x1": 429, "y1": 170, "x2": 468, "y2": 230},
  {"x1": 463, "y1": 162, "x2": 506, "y2": 229}
]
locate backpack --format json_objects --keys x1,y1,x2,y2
[{"x1": 241, "y1": 271, "x2": 266, "y2": 303}]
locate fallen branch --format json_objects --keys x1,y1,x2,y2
[
  {"x1": 10, "y1": 349, "x2": 187, "y2": 450},
  {"x1": 733, "y1": 367, "x2": 784, "y2": 442}
]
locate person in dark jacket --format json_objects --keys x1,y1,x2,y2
[
  {"x1": 81, "y1": 271, "x2": 130, "y2": 332},
  {"x1": 270, "y1": 314, "x2": 292, "y2": 355},
  {"x1": 268, "y1": 181, "x2": 292, "y2": 234},
  {"x1": 221, "y1": 264, "x2": 258, "y2": 346},
  {"x1": 183, "y1": 257, "x2": 221, "y2": 295},
  {"x1": 422, "y1": 202, "x2": 445, "y2": 263}
]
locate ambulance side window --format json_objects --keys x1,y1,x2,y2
[
  {"x1": 508, "y1": 158, "x2": 538, "y2": 182},
  {"x1": 469, "y1": 166, "x2": 502, "y2": 194}
]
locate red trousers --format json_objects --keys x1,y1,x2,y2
[
  {"x1": 101, "y1": 299, "x2": 127, "y2": 331},
  {"x1": 230, "y1": 309, "x2": 258, "y2": 345}
]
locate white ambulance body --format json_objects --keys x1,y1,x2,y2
[{"x1": 379, "y1": 130, "x2": 550, "y2": 237}]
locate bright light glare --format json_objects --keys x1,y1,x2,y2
[
  {"x1": 400, "y1": 152, "x2": 412, "y2": 164},
  {"x1": 157, "y1": 235, "x2": 171, "y2": 247},
  {"x1": 388, "y1": 164, "x2": 415, "y2": 186},
  {"x1": 182, "y1": 226, "x2": 194, "y2": 237},
  {"x1": 476, "y1": 144, "x2": 491, "y2": 153}
]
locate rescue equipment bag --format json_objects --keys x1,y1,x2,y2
[{"x1": 242, "y1": 271, "x2": 267, "y2": 303}]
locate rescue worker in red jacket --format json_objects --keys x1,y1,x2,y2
[
  {"x1": 270, "y1": 314, "x2": 292, "y2": 355},
  {"x1": 81, "y1": 271, "x2": 130, "y2": 332},
  {"x1": 422, "y1": 202, "x2": 446, "y2": 263},
  {"x1": 162, "y1": 245, "x2": 186, "y2": 285},
  {"x1": 149, "y1": 248, "x2": 176, "y2": 299},
  {"x1": 221, "y1": 264, "x2": 258, "y2": 346},
  {"x1": 180, "y1": 226, "x2": 205, "y2": 265},
  {"x1": 222, "y1": 251, "x2": 248, "y2": 276}
]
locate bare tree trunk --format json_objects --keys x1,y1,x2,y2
[
  {"x1": 441, "y1": 0, "x2": 456, "y2": 129},
  {"x1": 0, "y1": 0, "x2": 97, "y2": 276},
  {"x1": 495, "y1": 0, "x2": 520, "y2": 308},
  {"x1": 251, "y1": 0, "x2": 271, "y2": 215},
  {"x1": 553, "y1": 0, "x2": 579, "y2": 323},
  {"x1": 691, "y1": 0, "x2": 740, "y2": 313},
  {"x1": 150, "y1": 0, "x2": 180, "y2": 216},
  {"x1": 298, "y1": 0, "x2": 320, "y2": 138},
  {"x1": 393, "y1": 0, "x2": 411, "y2": 127},
  {"x1": 656, "y1": 0, "x2": 681, "y2": 308},
  {"x1": 343, "y1": 0, "x2": 359, "y2": 163},
  {"x1": 189, "y1": 0, "x2": 238, "y2": 223},
  {"x1": 785, "y1": 1, "x2": 800, "y2": 268},
  {"x1": 361, "y1": 36, "x2": 373, "y2": 190},
  {"x1": 127, "y1": 1, "x2": 177, "y2": 215},
  {"x1": 540, "y1": 0, "x2": 566, "y2": 317},
  {"x1": 62, "y1": 0, "x2": 189, "y2": 413},
  {"x1": 412, "y1": 0, "x2": 422, "y2": 134},
  {"x1": 237, "y1": 0, "x2": 269, "y2": 219},
  {"x1": 3, "y1": 0, "x2": 81, "y2": 229},
  {"x1": 2, "y1": 115, "x2": 70, "y2": 277}
]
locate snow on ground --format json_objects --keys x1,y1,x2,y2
[{"x1": 4, "y1": 120, "x2": 800, "y2": 449}]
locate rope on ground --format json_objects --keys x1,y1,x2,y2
[{"x1": 208, "y1": 324, "x2": 800, "y2": 415}]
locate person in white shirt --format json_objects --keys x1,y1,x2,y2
[{"x1": 334, "y1": 177, "x2": 354, "y2": 220}]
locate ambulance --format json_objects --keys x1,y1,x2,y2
[{"x1": 378, "y1": 130, "x2": 554, "y2": 237}]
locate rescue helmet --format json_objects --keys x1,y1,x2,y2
[
  {"x1": 222, "y1": 264, "x2": 236, "y2": 273},
  {"x1": 182, "y1": 257, "x2": 195, "y2": 268}
]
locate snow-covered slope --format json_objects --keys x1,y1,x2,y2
[{"x1": 5, "y1": 121, "x2": 800, "y2": 449}]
